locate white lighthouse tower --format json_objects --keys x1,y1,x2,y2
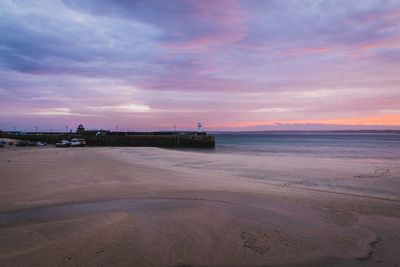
[{"x1": 197, "y1": 122, "x2": 203, "y2": 134}]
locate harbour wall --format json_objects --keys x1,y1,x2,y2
[{"x1": 0, "y1": 132, "x2": 215, "y2": 148}]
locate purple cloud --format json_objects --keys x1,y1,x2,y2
[{"x1": 0, "y1": 0, "x2": 399, "y2": 131}]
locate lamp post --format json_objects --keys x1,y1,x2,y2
[{"x1": 197, "y1": 122, "x2": 203, "y2": 134}]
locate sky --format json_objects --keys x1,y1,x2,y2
[{"x1": 0, "y1": 0, "x2": 400, "y2": 132}]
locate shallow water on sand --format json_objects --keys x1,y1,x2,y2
[{"x1": 0, "y1": 198, "x2": 235, "y2": 224}]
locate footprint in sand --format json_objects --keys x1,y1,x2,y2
[
  {"x1": 240, "y1": 229, "x2": 316, "y2": 258},
  {"x1": 355, "y1": 168, "x2": 391, "y2": 179}
]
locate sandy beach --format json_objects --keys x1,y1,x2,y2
[{"x1": 1, "y1": 146, "x2": 400, "y2": 266}]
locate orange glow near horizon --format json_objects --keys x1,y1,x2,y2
[{"x1": 215, "y1": 114, "x2": 400, "y2": 129}]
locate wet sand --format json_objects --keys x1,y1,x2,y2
[{"x1": 0, "y1": 146, "x2": 400, "y2": 266}]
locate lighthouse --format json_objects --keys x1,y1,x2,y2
[{"x1": 197, "y1": 122, "x2": 203, "y2": 134}]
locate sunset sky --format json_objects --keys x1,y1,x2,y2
[{"x1": 1, "y1": 0, "x2": 400, "y2": 131}]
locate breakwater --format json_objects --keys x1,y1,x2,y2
[{"x1": 0, "y1": 131, "x2": 215, "y2": 148}]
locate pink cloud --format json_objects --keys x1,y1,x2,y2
[
  {"x1": 278, "y1": 47, "x2": 332, "y2": 57},
  {"x1": 163, "y1": 0, "x2": 248, "y2": 51}
]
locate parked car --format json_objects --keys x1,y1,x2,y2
[
  {"x1": 36, "y1": 141, "x2": 47, "y2": 146},
  {"x1": 55, "y1": 139, "x2": 71, "y2": 147},
  {"x1": 70, "y1": 138, "x2": 86, "y2": 147},
  {"x1": 0, "y1": 139, "x2": 6, "y2": 147},
  {"x1": 27, "y1": 141, "x2": 37, "y2": 146},
  {"x1": 16, "y1": 140, "x2": 29, "y2": 147}
]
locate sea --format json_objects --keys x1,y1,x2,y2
[{"x1": 213, "y1": 132, "x2": 400, "y2": 160}]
